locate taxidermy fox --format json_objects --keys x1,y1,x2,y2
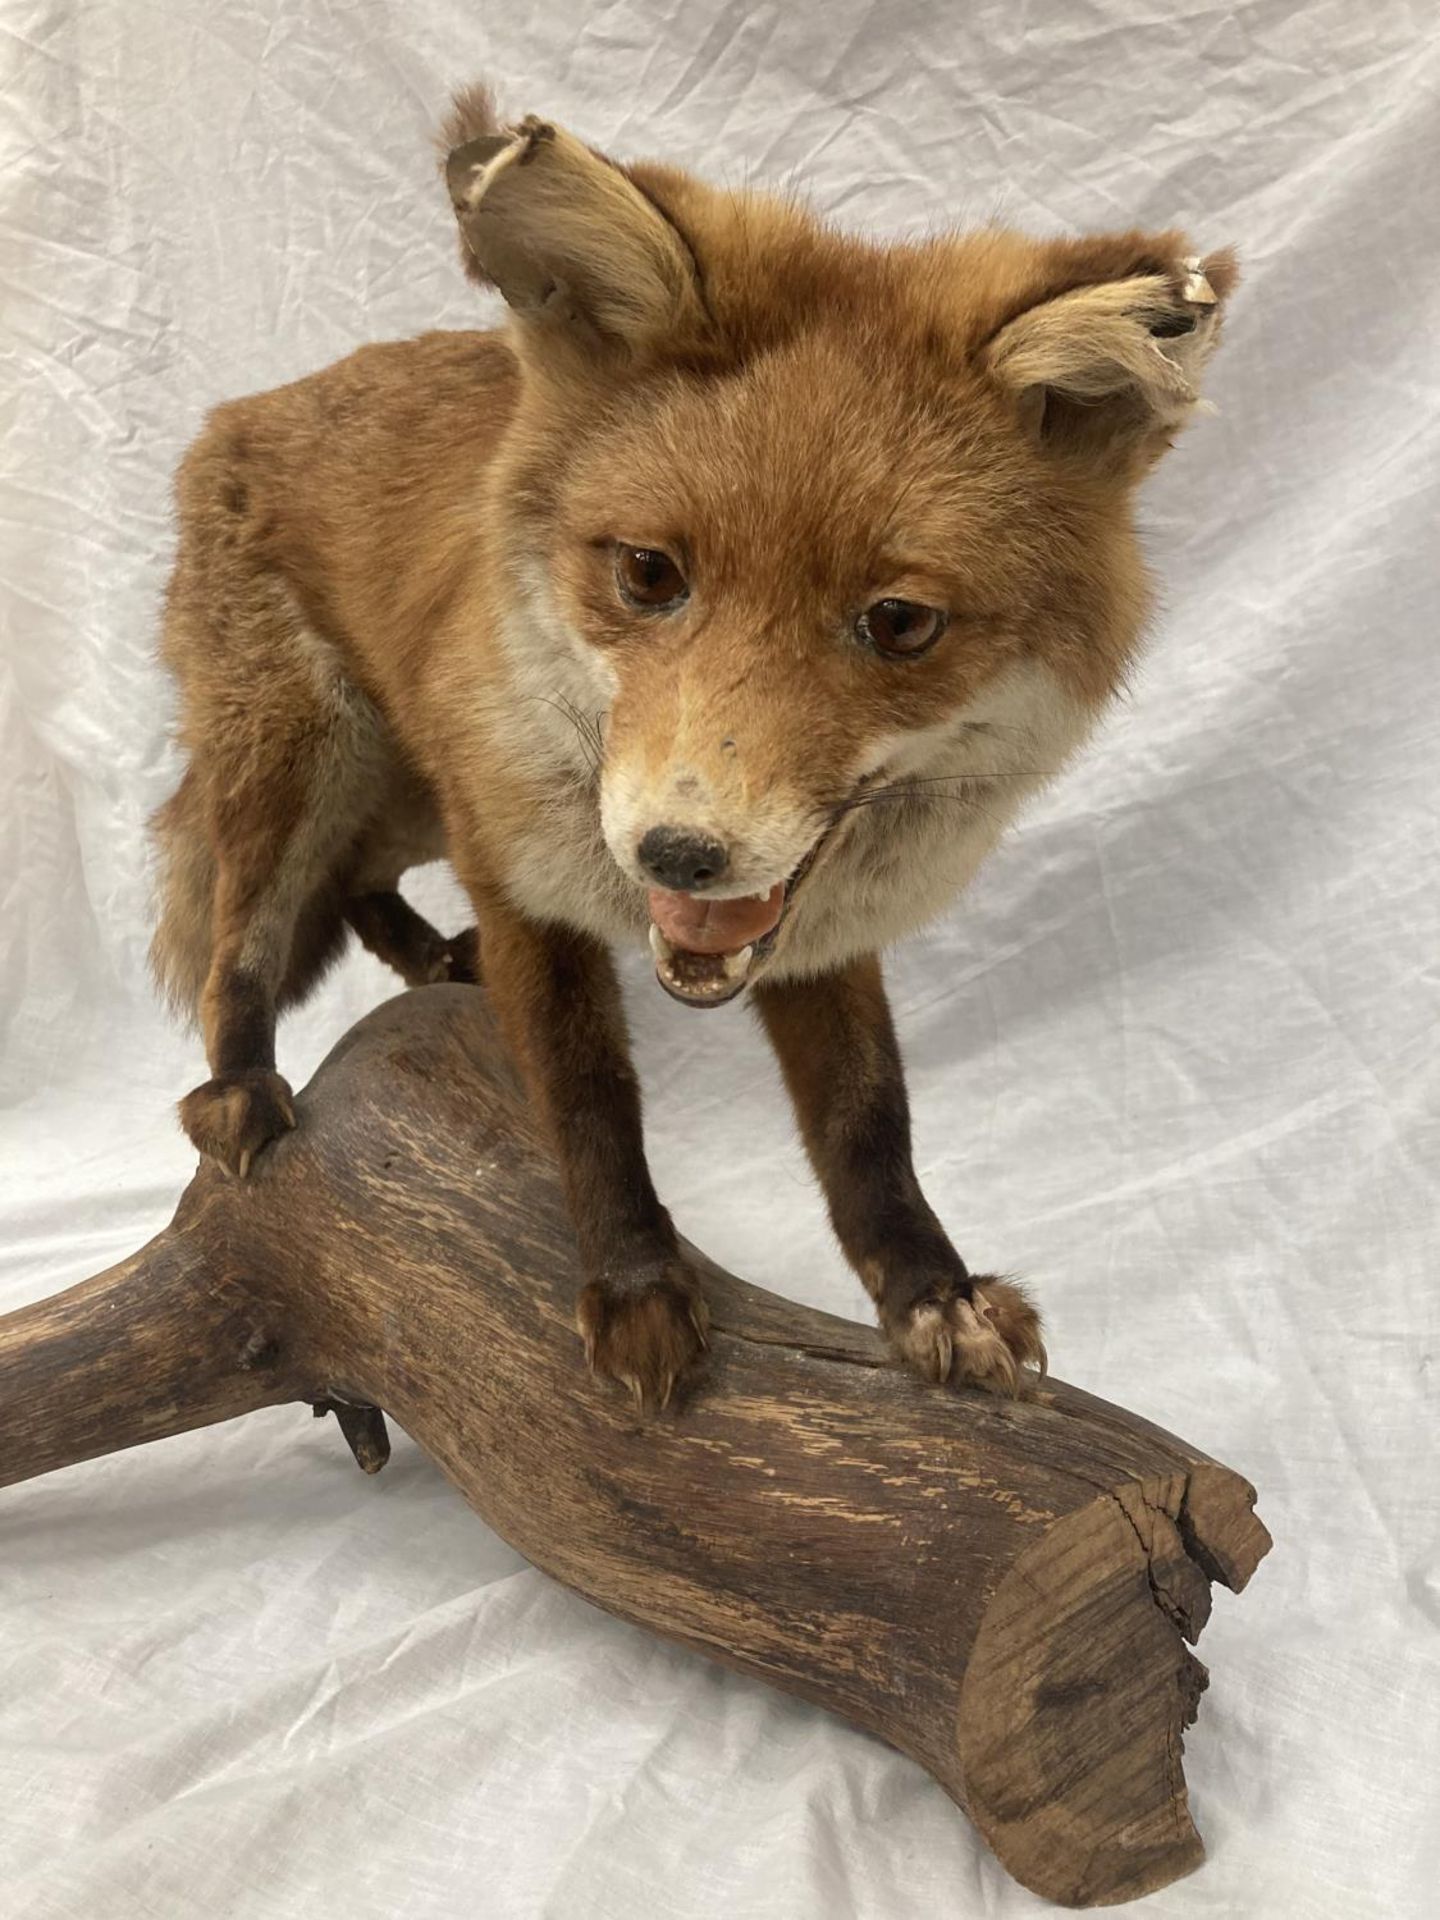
[{"x1": 150, "y1": 85, "x2": 1235, "y2": 1410}]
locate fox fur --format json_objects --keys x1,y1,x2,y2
[{"x1": 150, "y1": 83, "x2": 1236, "y2": 1406}]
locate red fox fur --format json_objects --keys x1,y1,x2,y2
[{"x1": 150, "y1": 84, "x2": 1236, "y2": 1407}]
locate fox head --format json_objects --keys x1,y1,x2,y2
[{"x1": 443, "y1": 87, "x2": 1236, "y2": 1003}]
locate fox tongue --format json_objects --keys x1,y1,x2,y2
[{"x1": 648, "y1": 882, "x2": 785, "y2": 954}]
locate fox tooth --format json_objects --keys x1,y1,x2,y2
[
  {"x1": 649, "y1": 925, "x2": 674, "y2": 965},
  {"x1": 722, "y1": 944, "x2": 754, "y2": 981}
]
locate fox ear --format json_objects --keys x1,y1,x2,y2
[
  {"x1": 444, "y1": 113, "x2": 705, "y2": 358},
  {"x1": 980, "y1": 235, "x2": 1238, "y2": 468}
]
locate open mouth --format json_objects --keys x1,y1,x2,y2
[{"x1": 646, "y1": 838, "x2": 828, "y2": 1009}]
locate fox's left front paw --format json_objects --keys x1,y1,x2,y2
[{"x1": 884, "y1": 1276, "x2": 1045, "y2": 1395}]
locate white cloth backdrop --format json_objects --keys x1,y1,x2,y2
[{"x1": 3, "y1": 3, "x2": 1437, "y2": 1915}]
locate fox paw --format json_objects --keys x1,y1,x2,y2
[
  {"x1": 885, "y1": 1276, "x2": 1045, "y2": 1395},
  {"x1": 179, "y1": 1070, "x2": 296, "y2": 1178},
  {"x1": 440, "y1": 925, "x2": 481, "y2": 985},
  {"x1": 406, "y1": 925, "x2": 481, "y2": 987},
  {"x1": 578, "y1": 1266, "x2": 709, "y2": 1412}
]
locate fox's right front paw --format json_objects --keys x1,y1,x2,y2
[
  {"x1": 178, "y1": 1070, "x2": 296, "y2": 1177},
  {"x1": 578, "y1": 1263, "x2": 709, "y2": 1412}
]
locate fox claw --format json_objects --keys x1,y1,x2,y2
[{"x1": 578, "y1": 1265, "x2": 710, "y2": 1412}]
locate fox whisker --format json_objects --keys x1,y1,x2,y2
[
  {"x1": 827, "y1": 770, "x2": 1057, "y2": 815},
  {"x1": 537, "y1": 693, "x2": 606, "y2": 774}
]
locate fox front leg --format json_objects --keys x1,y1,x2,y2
[
  {"x1": 470, "y1": 897, "x2": 708, "y2": 1410},
  {"x1": 755, "y1": 955, "x2": 1045, "y2": 1393}
]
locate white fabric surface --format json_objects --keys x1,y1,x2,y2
[{"x1": 3, "y1": 3, "x2": 1438, "y2": 1914}]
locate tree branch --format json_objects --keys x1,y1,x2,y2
[{"x1": 0, "y1": 987, "x2": 1270, "y2": 1908}]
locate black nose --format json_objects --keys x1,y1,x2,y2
[{"x1": 638, "y1": 825, "x2": 729, "y2": 891}]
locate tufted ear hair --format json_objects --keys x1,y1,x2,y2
[
  {"x1": 441, "y1": 92, "x2": 707, "y2": 361},
  {"x1": 980, "y1": 233, "x2": 1239, "y2": 471}
]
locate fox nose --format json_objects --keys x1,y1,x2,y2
[{"x1": 637, "y1": 825, "x2": 729, "y2": 891}]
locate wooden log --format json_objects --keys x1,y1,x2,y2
[{"x1": 0, "y1": 986, "x2": 1270, "y2": 1908}]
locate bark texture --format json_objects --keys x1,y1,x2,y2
[{"x1": 0, "y1": 986, "x2": 1270, "y2": 1907}]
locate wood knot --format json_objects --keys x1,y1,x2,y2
[{"x1": 237, "y1": 1329, "x2": 282, "y2": 1371}]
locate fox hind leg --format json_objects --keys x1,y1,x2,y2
[
  {"x1": 343, "y1": 785, "x2": 481, "y2": 988},
  {"x1": 167, "y1": 617, "x2": 388, "y2": 1174},
  {"x1": 180, "y1": 808, "x2": 356, "y2": 1176},
  {"x1": 344, "y1": 890, "x2": 481, "y2": 987}
]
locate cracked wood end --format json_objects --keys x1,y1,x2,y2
[{"x1": 0, "y1": 986, "x2": 1270, "y2": 1907}]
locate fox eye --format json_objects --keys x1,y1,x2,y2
[
  {"x1": 856, "y1": 598, "x2": 948, "y2": 659},
  {"x1": 615, "y1": 545, "x2": 688, "y2": 610}
]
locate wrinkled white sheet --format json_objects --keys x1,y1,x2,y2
[{"x1": 3, "y1": 3, "x2": 1438, "y2": 1914}]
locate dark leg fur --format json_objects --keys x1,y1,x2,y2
[
  {"x1": 345, "y1": 891, "x2": 481, "y2": 988},
  {"x1": 174, "y1": 710, "x2": 382, "y2": 1175},
  {"x1": 471, "y1": 894, "x2": 706, "y2": 1410},
  {"x1": 180, "y1": 909, "x2": 297, "y2": 1179},
  {"x1": 754, "y1": 956, "x2": 1044, "y2": 1393}
]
